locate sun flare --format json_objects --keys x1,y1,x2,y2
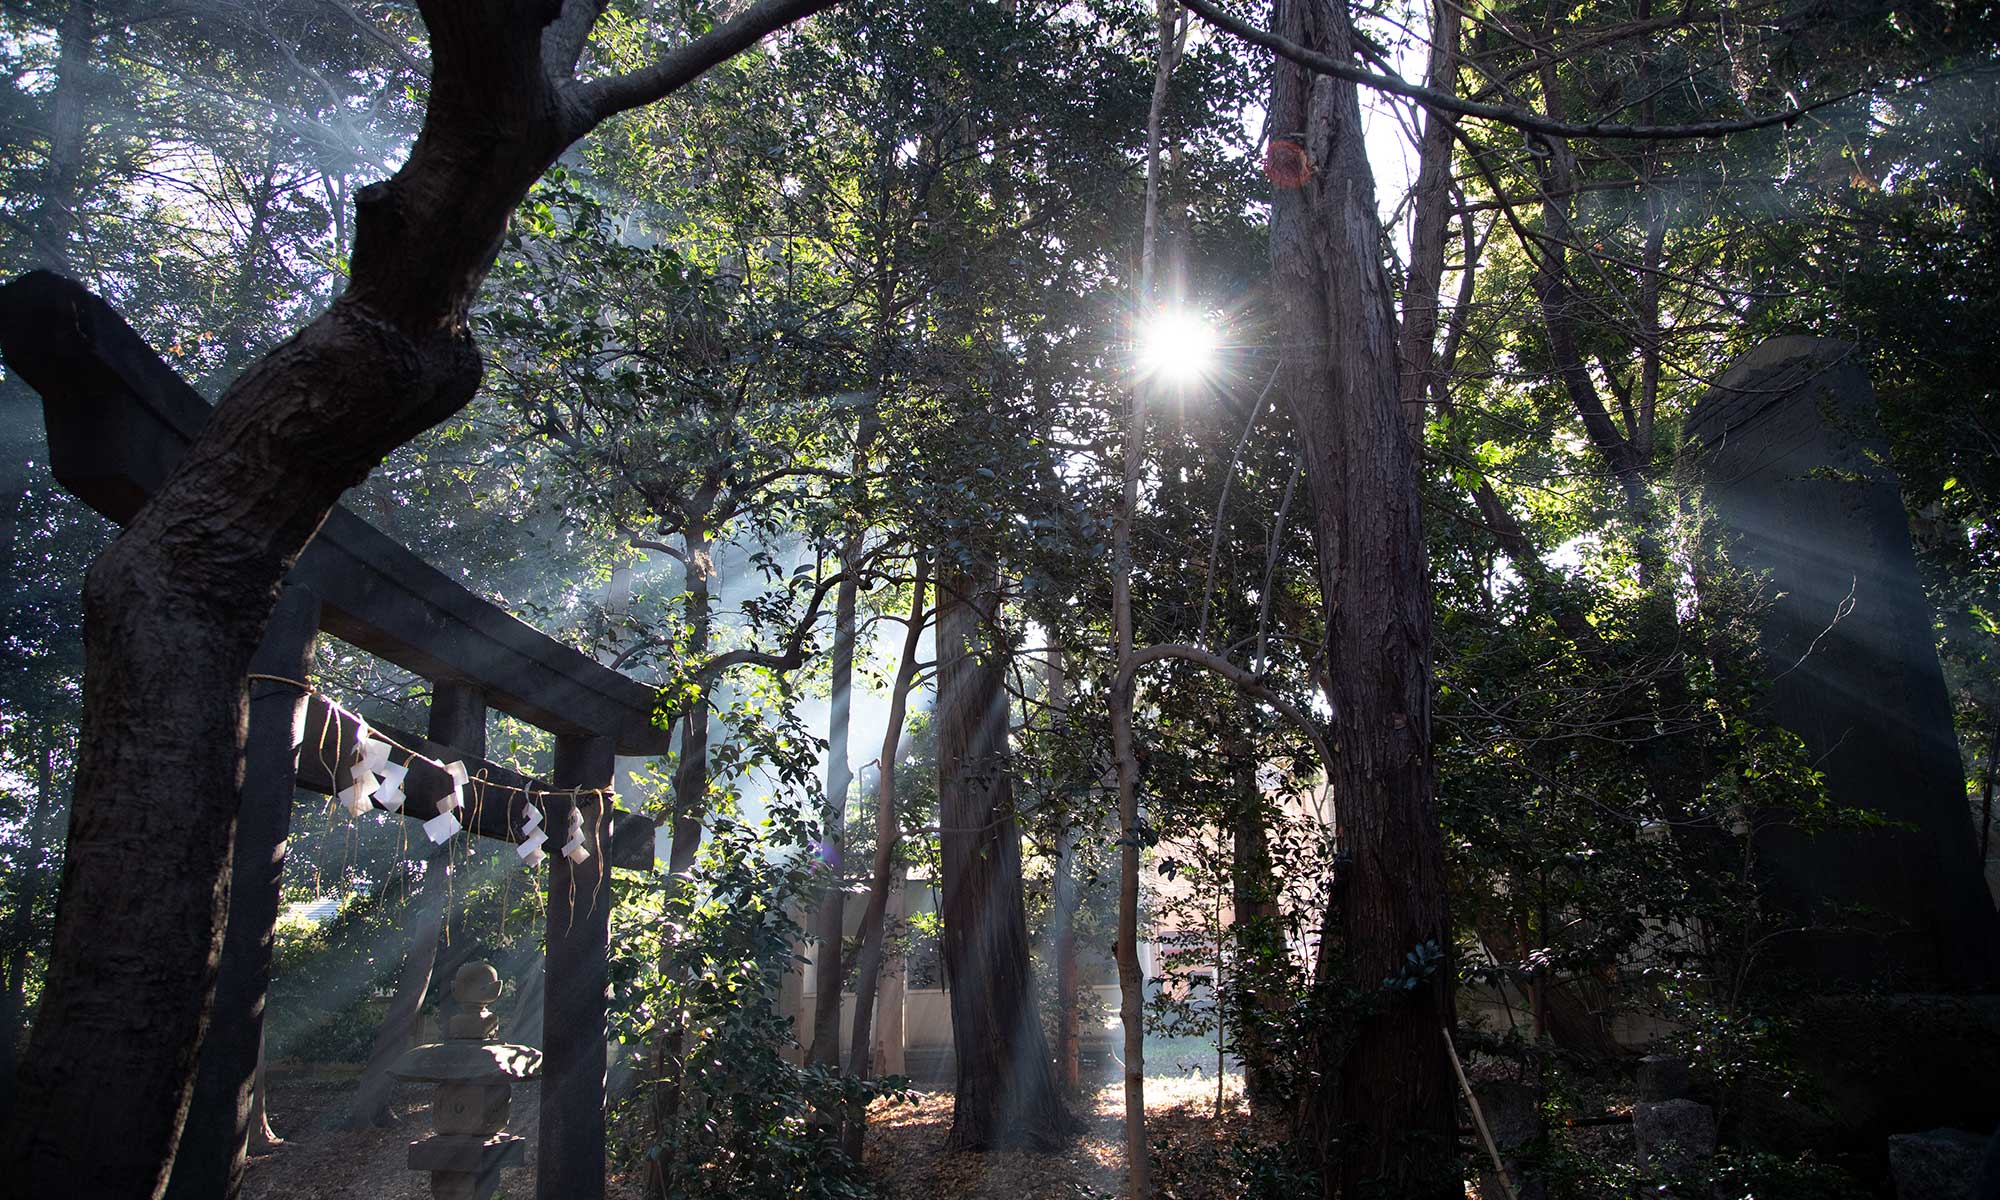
[{"x1": 1137, "y1": 310, "x2": 1218, "y2": 384}]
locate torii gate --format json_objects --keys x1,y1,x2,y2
[{"x1": 0, "y1": 271, "x2": 667, "y2": 1200}]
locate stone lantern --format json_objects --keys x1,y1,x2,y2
[{"x1": 391, "y1": 960, "x2": 542, "y2": 1200}]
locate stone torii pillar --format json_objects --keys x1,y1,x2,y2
[
  {"x1": 166, "y1": 584, "x2": 321, "y2": 1200},
  {"x1": 538, "y1": 734, "x2": 616, "y2": 1200}
]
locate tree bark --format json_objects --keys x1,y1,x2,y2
[
  {"x1": 1109, "y1": 5, "x2": 1184, "y2": 1187},
  {"x1": 1393, "y1": 0, "x2": 1461, "y2": 450},
  {"x1": 842, "y1": 556, "x2": 928, "y2": 1159},
  {"x1": 1268, "y1": 2, "x2": 1456, "y2": 1195},
  {"x1": 653, "y1": 527, "x2": 713, "y2": 1180},
  {"x1": 166, "y1": 585, "x2": 320, "y2": 1199},
  {"x1": 28, "y1": 0, "x2": 92, "y2": 273},
  {"x1": 937, "y1": 558, "x2": 1075, "y2": 1152}
]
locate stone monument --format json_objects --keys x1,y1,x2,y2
[{"x1": 1687, "y1": 336, "x2": 1998, "y2": 990}]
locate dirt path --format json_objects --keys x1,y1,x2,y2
[
  {"x1": 866, "y1": 1075, "x2": 1268, "y2": 1200},
  {"x1": 242, "y1": 1073, "x2": 546, "y2": 1200},
  {"x1": 244, "y1": 1070, "x2": 1260, "y2": 1199}
]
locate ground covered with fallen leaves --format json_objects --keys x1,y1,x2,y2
[
  {"x1": 863, "y1": 1074, "x2": 1274, "y2": 1200},
  {"x1": 242, "y1": 1069, "x2": 1275, "y2": 1200}
]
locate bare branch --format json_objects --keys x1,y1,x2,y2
[
  {"x1": 570, "y1": 0, "x2": 843, "y2": 129},
  {"x1": 1179, "y1": 0, "x2": 1862, "y2": 141},
  {"x1": 1122, "y1": 643, "x2": 1333, "y2": 782}
]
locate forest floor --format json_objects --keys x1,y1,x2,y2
[
  {"x1": 241, "y1": 1068, "x2": 1270, "y2": 1200},
  {"x1": 866, "y1": 1074, "x2": 1273, "y2": 1200}
]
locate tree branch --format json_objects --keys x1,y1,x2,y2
[
  {"x1": 1178, "y1": 0, "x2": 1861, "y2": 141},
  {"x1": 693, "y1": 570, "x2": 849, "y2": 682},
  {"x1": 1122, "y1": 643, "x2": 1333, "y2": 782},
  {"x1": 569, "y1": 0, "x2": 844, "y2": 129},
  {"x1": 543, "y1": 0, "x2": 604, "y2": 79}
]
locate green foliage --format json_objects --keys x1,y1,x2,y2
[{"x1": 609, "y1": 807, "x2": 903, "y2": 1200}]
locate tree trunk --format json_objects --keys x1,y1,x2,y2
[
  {"x1": 653, "y1": 528, "x2": 713, "y2": 1189},
  {"x1": 29, "y1": 0, "x2": 91, "y2": 273},
  {"x1": 669, "y1": 529, "x2": 713, "y2": 879},
  {"x1": 843, "y1": 556, "x2": 928, "y2": 1159},
  {"x1": 1047, "y1": 649, "x2": 1083, "y2": 1095},
  {"x1": 1226, "y1": 750, "x2": 1284, "y2": 1116},
  {"x1": 1392, "y1": 0, "x2": 1461, "y2": 450},
  {"x1": 345, "y1": 679, "x2": 483, "y2": 1130},
  {"x1": 1268, "y1": 2, "x2": 1456, "y2": 1195},
  {"x1": 1108, "y1": 5, "x2": 1183, "y2": 1187},
  {"x1": 937, "y1": 558, "x2": 1075, "y2": 1152},
  {"x1": 1471, "y1": 911, "x2": 1620, "y2": 1060},
  {"x1": 810, "y1": 546, "x2": 860, "y2": 1070}
]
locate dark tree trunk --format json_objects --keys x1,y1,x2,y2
[
  {"x1": 810, "y1": 551, "x2": 860, "y2": 1069},
  {"x1": 165, "y1": 585, "x2": 319, "y2": 1200},
  {"x1": 1391, "y1": 0, "x2": 1459, "y2": 451},
  {"x1": 1471, "y1": 912, "x2": 1620, "y2": 1060},
  {"x1": 1226, "y1": 753, "x2": 1285, "y2": 1116},
  {"x1": 668, "y1": 530, "x2": 713, "y2": 879},
  {"x1": 842, "y1": 556, "x2": 927, "y2": 1159},
  {"x1": 1268, "y1": 2, "x2": 1456, "y2": 1194},
  {"x1": 2, "y1": 38, "x2": 563, "y2": 1199},
  {"x1": 936, "y1": 559, "x2": 1075, "y2": 1152},
  {"x1": 0, "y1": 7, "x2": 837, "y2": 1191}
]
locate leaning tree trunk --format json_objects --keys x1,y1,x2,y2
[
  {"x1": 936, "y1": 557, "x2": 1075, "y2": 1152},
  {"x1": 1269, "y1": 1, "x2": 1456, "y2": 1195},
  {"x1": 843, "y1": 555, "x2": 928, "y2": 1159},
  {"x1": 0, "y1": 8, "x2": 836, "y2": 1192}
]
